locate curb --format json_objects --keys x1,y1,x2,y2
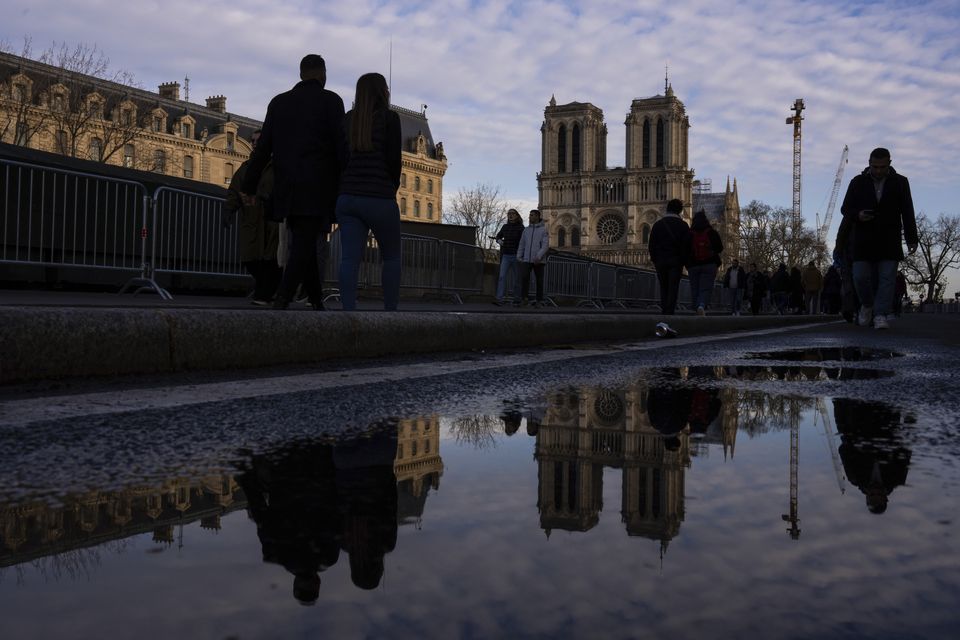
[{"x1": 0, "y1": 307, "x2": 833, "y2": 384}]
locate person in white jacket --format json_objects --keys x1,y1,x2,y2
[{"x1": 515, "y1": 209, "x2": 549, "y2": 306}]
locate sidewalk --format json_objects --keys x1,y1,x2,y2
[{"x1": 0, "y1": 288, "x2": 843, "y2": 384}]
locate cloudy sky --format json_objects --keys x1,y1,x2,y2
[{"x1": 4, "y1": 0, "x2": 960, "y2": 292}]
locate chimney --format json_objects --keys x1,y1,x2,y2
[
  {"x1": 159, "y1": 82, "x2": 180, "y2": 101},
  {"x1": 206, "y1": 95, "x2": 226, "y2": 113}
]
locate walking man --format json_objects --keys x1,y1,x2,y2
[
  {"x1": 242, "y1": 54, "x2": 345, "y2": 310},
  {"x1": 722, "y1": 258, "x2": 746, "y2": 315},
  {"x1": 801, "y1": 261, "x2": 823, "y2": 315},
  {"x1": 648, "y1": 198, "x2": 690, "y2": 315},
  {"x1": 839, "y1": 147, "x2": 917, "y2": 329}
]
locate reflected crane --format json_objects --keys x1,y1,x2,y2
[
  {"x1": 814, "y1": 397, "x2": 846, "y2": 494},
  {"x1": 781, "y1": 407, "x2": 801, "y2": 540}
]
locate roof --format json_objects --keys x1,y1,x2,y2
[
  {"x1": 391, "y1": 104, "x2": 441, "y2": 160},
  {"x1": 692, "y1": 192, "x2": 728, "y2": 224}
]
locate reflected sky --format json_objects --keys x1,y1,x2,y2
[{"x1": 1, "y1": 374, "x2": 957, "y2": 639}]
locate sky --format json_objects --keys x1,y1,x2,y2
[{"x1": 4, "y1": 0, "x2": 960, "y2": 294}]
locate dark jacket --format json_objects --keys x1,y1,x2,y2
[
  {"x1": 723, "y1": 265, "x2": 746, "y2": 289},
  {"x1": 338, "y1": 108, "x2": 402, "y2": 199},
  {"x1": 685, "y1": 212, "x2": 723, "y2": 268},
  {"x1": 226, "y1": 160, "x2": 279, "y2": 263},
  {"x1": 494, "y1": 220, "x2": 525, "y2": 256},
  {"x1": 770, "y1": 265, "x2": 791, "y2": 293},
  {"x1": 242, "y1": 79, "x2": 345, "y2": 222},
  {"x1": 648, "y1": 213, "x2": 690, "y2": 267},
  {"x1": 839, "y1": 166, "x2": 918, "y2": 261}
]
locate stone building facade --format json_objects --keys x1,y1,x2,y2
[
  {"x1": 0, "y1": 51, "x2": 447, "y2": 222},
  {"x1": 537, "y1": 85, "x2": 739, "y2": 266}
]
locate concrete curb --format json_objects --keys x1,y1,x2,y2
[{"x1": 0, "y1": 307, "x2": 833, "y2": 384}]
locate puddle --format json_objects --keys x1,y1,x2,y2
[
  {"x1": 0, "y1": 377, "x2": 955, "y2": 640},
  {"x1": 652, "y1": 364, "x2": 895, "y2": 381},
  {"x1": 746, "y1": 347, "x2": 904, "y2": 361}
]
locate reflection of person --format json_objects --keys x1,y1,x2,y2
[
  {"x1": 500, "y1": 409, "x2": 522, "y2": 436},
  {"x1": 839, "y1": 147, "x2": 918, "y2": 330},
  {"x1": 685, "y1": 210, "x2": 723, "y2": 315},
  {"x1": 243, "y1": 54, "x2": 345, "y2": 310},
  {"x1": 236, "y1": 441, "x2": 341, "y2": 605},
  {"x1": 516, "y1": 209, "x2": 549, "y2": 307},
  {"x1": 490, "y1": 209, "x2": 525, "y2": 306},
  {"x1": 336, "y1": 73, "x2": 403, "y2": 311},
  {"x1": 648, "y1": 198, "x2": 690, "y2": 315},
  {"x1": 334, "y1": 427, "x2": 399, "y2": 590},
  {"x1": 833, "y1": 398, "x2": 912, "y2": 514},
  {"x1": 225, "y1": 129, "x2": 281, "y2": 305}
]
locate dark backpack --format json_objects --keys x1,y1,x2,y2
[{"x1": 691, "y1": 229, "x2": 714, "y2": 262}]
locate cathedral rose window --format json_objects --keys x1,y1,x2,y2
[{"x1": 596, "y1": 214, "x2": 625, "y2": 243}]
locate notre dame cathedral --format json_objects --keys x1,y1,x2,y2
[{"x1": 537, "y1": 83, "x2": 739, "y2": 266}]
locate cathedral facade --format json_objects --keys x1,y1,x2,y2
[{"x1": 538, "y1": 85, "x2": 739, "y2": 266}]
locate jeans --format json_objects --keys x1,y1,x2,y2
[
  {"x1": 853, "y1": 260, "x2": 897, "y2": 316},
  {"x1": 727, "y1": 287, "x2": 744, "y2": 314},
  {"x1": 278, "y1": 216, "x2": 326, "y2": 304},
  {"x1": 336, "y1": 194, "x2": 402, "y2": 311},
  {"x1": 518, "y1": 261, "x2": 544, "y2": 302},
  {"x1": 687, "y1": 264, "x2": 718, "y2": 309},
  {"x1": 655, "y1": 264, "x2": 683, "y2": 314},
  {"x1": 496, "y1": 253, "x2": 519, "y2": 301}
]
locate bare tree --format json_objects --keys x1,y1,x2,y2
[
  {"x1": 738, "y1": 199, "x2": 826, "y2": 271},
  {"x1": 446, "y1": 182, "x2": 511, "y2": 251},
  {"x1": 0, "y1": 37, "x2": 49, "y2": 146},
  {"x1": 448, "y1": 414, "x2": 500, "y2": 449},
  {"x1": 901, "y1": 212, "x2": 960, "y2": 303}
]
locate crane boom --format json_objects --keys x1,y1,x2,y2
[
  {"x1": 817, "y1": 145, "x2": 849, "y2": 245},
  {"x1": 785, "y1": 99, "x2": 805, "y2": 228}
]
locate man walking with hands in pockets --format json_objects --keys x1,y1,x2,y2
[{"x1": 516, "y1": 209, "x2": 549, "y2": 307}]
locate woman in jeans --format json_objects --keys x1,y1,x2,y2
[
  {"x1": 685, "y1": 209, "x2": 724, "y2": 315},
  {"x1": 336, "y1": 73, "x2": 402, "y2": 310}
]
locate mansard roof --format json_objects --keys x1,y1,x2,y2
[{"x1": 391, "y1": 104, "x2": 442, "y2": 160}]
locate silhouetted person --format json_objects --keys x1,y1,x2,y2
[
  {"x1": 334, "y1": 425, "x2": 399, "y2": 590},
  {"x1": 647, "y1": 371, "x2": 691, "y2": 437},
  {"x1": 833, "y1": 398, "x2": 912, "y2": 514},
  {"x1": 839, "y1": 147, "x2": 918, "y2": 329},
  {"x1": 685, "y1": 209, "x2": 723, "y2": 315},
  {"x1": 243, "y1": 54, "x2": 345, "y2": 310},
  {"x1": 648, "y1": 198, "x2": 690, "y2": 315},
  {"x1": 500, "y1": 410, "x2": 522, "y2": 436},
  {"x1": 236, "y1": 441, "x2": 341, "y2": 605},
  {"x1": 746, "y1": 262, "x2": 767, "y2": 315}
]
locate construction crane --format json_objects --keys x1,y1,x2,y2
[
  {"x1": 781, "y1": 406, "x2": 801, "y2": 540},
  {"x1": 785, "y1": 99, "x2": 805, "y2": 228},
  {"x1": 814, "y1": 397, "x2": 846, "y2": 495},
  {"x1": 815, "y1": 146, "x2": 850, "y2": 246}
]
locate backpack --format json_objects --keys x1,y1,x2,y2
[{"x1": 691, "y1": 229, "x2": 714, "y2": 262}]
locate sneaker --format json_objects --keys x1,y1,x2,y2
[
  {"x1": 874, "y1": 314, "x2": 889, "y2": 330},
  {"x1": 492, "y1": 300, "x2": 504, "y2": 306},
  {"x1": 251, "y1": 298, "x2": 270, "y2": 307},
  {"x1": 696, "y1": 306, "x2": 706, "y2": 316},
  {"x1": 857, "y1": 306, "x2": 873, "y2": 327}
]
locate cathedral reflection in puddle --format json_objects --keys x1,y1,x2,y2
[{"x1": 1, "y1": 374, "x2": 951, "y2": 639}]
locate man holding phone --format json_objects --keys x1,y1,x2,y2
[{"x1": 839, "y1": 147, "x2": 918, "y2": 329}]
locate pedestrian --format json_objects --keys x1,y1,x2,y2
[
  {"x1": 822, "y1": 264, "x2": 843, "y2": 315},
  {"x1": 242, "y1": 54, "x2": 345, "y2": 310},
  {"x1": 515, "y1": 209, "x2": 549, "y2": 306},
  {"x1": 834, "y1": 215, "x2": 860, "y2": 323},
  {"x1": 335, "y1": 72, "x2": 403, "y2": 311},
  {"x1": 224, "y1": 129, "x2": 281, "y2": 306},
  {"x1": 801, "y1": 261, "x2": 823, "y2": 315},
  {"x1": 770, "y1": 263, "x2": 790, "y2": 315},
  {"x1": 789, "y1": 266, "x2": 804, "y2": 314},
  {"x1": 839, "y1": 147, "x2": 918, "y2": 329},
  {"x1": 648, "y1": 198, "x2": 691, "y2": 315},
  {"x1": 746, "y1": 262, "x2": 767, "y2": 315},
  {"x1": 685, "y1": 209, "x2": 723, "y2": 315},
  {"x1": 722, "y1": 258, "x2": 747, "y2": 315},
  {"x1": 490, "y1": 209, "x2": 524, "y2": 306}
]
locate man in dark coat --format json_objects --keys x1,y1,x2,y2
[
  {"x1": 242, "y1": 54, "x2": 345, "y2": 309},
  {"x1": 839, "y1": 147, "x2": 918, "y2": 330},
  {"x1": 648, "y1": 198, "x2": 690, "y2": 315},
  {"x1": 722, "y1": 258, "x2": 747, "y2": 315}
]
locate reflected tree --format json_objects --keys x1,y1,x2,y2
[{"x1": 449, "y1": 414, "x2": 500, "y2": 449}]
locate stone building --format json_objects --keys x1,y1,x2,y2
[
  {"x1": 537, "y1": 84, "x2": 739, "y2": 266},
  {"x1": 0, "y1": 50, "x2": 447, "y2": 222}
]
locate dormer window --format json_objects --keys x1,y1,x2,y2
[
  {"x1": 153, "y1": 116, "x2": 163, "y2": 132},
  {"x1": 226, "y1": 132, "x2": 235, "y2": 151},
  {"x1": 181, "y1": 122, "x2": 192, "y2": 139},
  {"x1": 53, "y1": 93, "x2": 65, "y2": 111},
  {"x1": 121, "y1": 109, "x2": 134, "y2": 126},
  {"x1": 13, "y1": 83, "x2": 27, "y2": 103}
]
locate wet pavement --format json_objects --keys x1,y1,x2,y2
[{"x1": 1, "y1": 315, "x2": 959, "y2": 639}]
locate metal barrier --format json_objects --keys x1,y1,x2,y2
[{"x1": 2, "y1": 157, "x2": 148, "y2": 277}]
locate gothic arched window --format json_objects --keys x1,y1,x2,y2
[
  {"x1": 571, "y1": 227, "x2": 580, "y2": 247},
  {"x1": 641, "y1": 224, "x2": 650, "y2": 244},
  {"x1": 656, "y1": 118, "x2": 665, "y2": 167},
  {"x1": 572, "y1": 123, "x2": 581, "y2": 172},
  {"x1": 642, "y1": 118, "x2": 651, "y2": 168},
  {"x1": 557, "y1": 124, "x2": 566, "y2": 173},
  {"x1": 557, "y1": 227, "x2": 566, "y2": 248}
]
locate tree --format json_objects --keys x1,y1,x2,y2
[
  {"x1": 446, "y1": 182, "x2": 513, "y2": 251},
  {"x1": 0, "y1": 37, "x2": 49, "y2": 146},
  {"x1": 901, "y1": 213, "x2": 960, "y2": 303},
  {"x1": 737, "y1": 199, "x2": 826, "y2": 272}
]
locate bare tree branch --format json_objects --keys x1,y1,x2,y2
[{"x1": 902, "y1": 212, "x2": 960, "y2": 302}]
